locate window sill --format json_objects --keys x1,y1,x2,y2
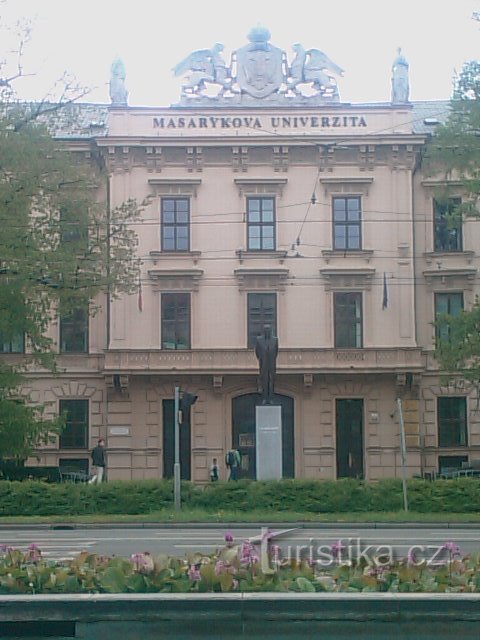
[
  {"x1": 236, "y1": 249, "x2": 288, "y2": 264},
  {"x1": 424, "y1": 251, "x2": 474, "y2": 264},
  {"x1": 322, "y1": 249, "x2": 373, "y2": 263},
  {"x1": 150, "y1": 250, "x2": 201, "y2": 265}
]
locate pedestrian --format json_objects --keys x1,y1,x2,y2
[
  {"x1": 225, "y1": 447, "x2": 241, "y2": 481},
  {"x1": 88, "y1": 438, "x2": 106, "y2": 484},
  {"x1": 210, "y1": 457, "x2": 220, "y2": 482}
]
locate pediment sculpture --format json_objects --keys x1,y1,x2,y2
[{"x1": 172, "y1": 27, "x2": 344, "y2": 105}]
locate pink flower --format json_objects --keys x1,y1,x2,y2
[
  {"x1": 130, "y1": 552, "x2": 154, "y2": 574},
  {"x1": 224, "y1": 532, "x2": 234, "y2": 548},
  {"x1": 330, "y1": 539, "x2": 346, "y2": 559},
  {"x1": 442, "y1": 541, "x2": 461, "y2": 557},
  {"x1": 239, "y1": 541, "x2": 259, "y2": 566},
  {"x1": 188, "y1": 564, "x2": 201, "y2": 581},
  {"x1": 26, "y1": 544, "x2": 41, "y2": 563}
]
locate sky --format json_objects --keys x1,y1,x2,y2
[{"x1": 1, "y1": 0, "x2": 480, "y2": 106}]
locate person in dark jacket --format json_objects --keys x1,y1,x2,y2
[{"x1": 88, "y1": 438, "x2": 106, "y2": 484}]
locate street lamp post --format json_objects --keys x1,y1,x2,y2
[
  {"x1": 173, "y1": 387, "x2": 198, "y2": 512},
  {"x1": 174, "y1": 386, "x2": 181, "y2": 511}
]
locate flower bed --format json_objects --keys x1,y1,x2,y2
[{"x1": 1, "y1": 534, "x2": 479, "y2": 595}]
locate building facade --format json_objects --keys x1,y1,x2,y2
[{"x1": 9, "y1": 32, "x2": 480, "y2": 482}]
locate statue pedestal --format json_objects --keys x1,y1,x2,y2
[{"x1": 255, "y1": 405, "x2": 282, "y2": 480}]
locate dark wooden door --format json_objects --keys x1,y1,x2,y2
[{"x1": 336, "y1": 398, "x2": 364, "y2": 479}]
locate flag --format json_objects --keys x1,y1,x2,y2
[
  {"x1": 138, "y1": 276, "x2": 143, "y2": 312},
  {"x1": 382, "y1": 272, "x2": 388, "y2": 310}
]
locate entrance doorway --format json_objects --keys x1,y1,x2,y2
[
  {"x1": 162, "y1": 399, "x2": 191, "y2": 480},
  {"x1": 336, "y1": 398, "x2": 364, "y2": 478},
  {"x1": 231, "y1": 393, "x2": 294, "y2": 479}
]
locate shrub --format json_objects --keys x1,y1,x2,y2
[{"x1": 0, "y1": 477, "x2": 479, "y2": 516}]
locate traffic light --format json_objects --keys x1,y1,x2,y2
[{"x1": 179, "y1": 391, "x2": 198, "y2": 422}]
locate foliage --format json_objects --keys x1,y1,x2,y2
[
  {"x1": 0, "y1": 536, "x2": 479, "y2": 594},
  {"x1": 434, "y1": 298, "x2": 480, "y2": 386},
  {"x1": 423, "y1": 60, "x2": 480, "y2": 385},
  {"x1": 0, "y1": 23, "x2": 141, "y2": 458},
  {"x1": 1, "y1": 478, "x2": 480, "y2": 517}
]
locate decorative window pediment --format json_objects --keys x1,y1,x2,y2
[
  {"x1": 234, "y1": 178, "x2": 287, "y2": 197},
  {"x1": 320, "y1": 268, "x2": 375, "y2": 291},
  {"x1": 319, "y1": 177, "x2": 373, "y2": 197},
  {"x1": 234, "y1": 268, "x2": 289, "y2": 291},
  {"x1": 148, "y1": 178, "x2": 201, "y2": 197},
  {"x1": 148, "y1": 268, "x2": 203, "y2": 291},
  {"x1": 423, "y1": 268, "x2": 477, "y2": 290}
]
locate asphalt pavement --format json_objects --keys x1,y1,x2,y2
[{"x1": 0, "y1": 524, "x2": 478, "y2": 562}]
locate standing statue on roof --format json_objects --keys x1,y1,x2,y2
[
  {"x1": 173, "y1": 43, "x2": 231, "y2": 96},
  {"x1": 391, "y1": 48, "x2": 409, "y2": 104},
  {"x1": 109, "y1": 57, "x2": 128, "y2": 106}
]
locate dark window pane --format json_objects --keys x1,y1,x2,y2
[
  {"x1": 435, "y1": 293, "x2": 463, "y2": 343},
  {"x1": 0, "y1": 331, "x2": 25, "y2": 353},
  {"x1": 334, "y1": 292, "x2": 362, "y2": 348},
  {"x1": 438, "y1": 397, "x2": 467, "y2": 447},
  {"x1": 434, "y1": 198, "x2": 462, "y2": 252},
  {"x1": 60, "y1": 308, "x2": 88, "y2": 353},
  {"x1": 438, "y1": 455, "x2": 468, "y2": 475},
  {"x1": 247, "y1": 292, "x2": 277, "y2": 348},
  {"x1": 161, "y1": 198, "x2": 190, "y2": 252},
  {"x1": 247, "y1": 197, "x2": 276, "y2": 251},
  {"x1": 333, "y1": 197, "x2": 361, "y2": 250},
  {"x1": 59, "y1": 399, "x2": 88, "y2": 449},
  {"x1": 161, "y1": 293, "x2": 191, "y2": 350}
]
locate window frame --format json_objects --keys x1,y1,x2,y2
[
  {"x1": 161, "y1": 292, "x2": 191, "y2": 350},
  {"x1": 437, "y1": 396, "x2": 468, "y2": 448},
  {"x1": 334, "y1": 291, "x2": 363, "y2": 348},
  {"x1": 434, "y1": 291, "x2": 464, "y2": 343},
  {"x1": 332, "y1": 196, "x2": 362, "y2": 251},
  {"x1": 247, "y1": 292, "x2": 277, "y2": 348},
  {"x1": 59, "y1": 307, "x2": 89, "y2": 354},
  {"x1": 59, "y1": 399, "x2": 89, "y2": 449},
  {"x1": 161, "y1": 197, "x2": 190, "y2": 252},
  {"x1": 433, "y1": 197, "x2": 462, "y2": 252},
  {"x1": 0, "y1": 332, "x2": 25, "y2": 353},
  {"x1": 246, "y1": 196, "x2": 276, "y2": 251}
]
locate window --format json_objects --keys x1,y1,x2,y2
[
  {"x1": 247, "y1": 292, "x2": 277, "y2": 348},
  {"x1": 435, "y1": 292, "x2": 463, "y2": 342},
  {"x1": 161, "y1": 292, "x2": 191, "y2": 350},
  {"x1": 161, "y1": 198, "x2": 189, "y2": 251},
  {"x1": 59, "y1": 458, "x2": 89, "y2": 474},
  {"x1": 334, "y1": 292, "x2": 362, "y2": 348},
  {"x1": 438, "y1": 397, "x2": 467, "y2": 447},
  {"x1": 0, "y1": 331, "x2": 24, "y2": 353},
  {"x1": 59, "y1": 399, "x2": 88, "y2": 449},
  {"x1": 59, "y1": 208, "x2": 88, "y2": 246},
  {"x1": 438, "y1": 455, "x2": 468, "y2": 475},
  {"x1": 333, "y1": 196, "x2": 361, "y2": 250},
  {"x1": 60, "y1": 308, "x2": 88, "y2": 353},
  {"x1": 434, "y1": 198, "x2": 462, "y2": 252},
  {"x1": 247, "y1": 197, "x2": 275, "y2": 251}
]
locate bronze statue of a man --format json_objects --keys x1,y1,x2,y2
[{"x1": 255, "y1": 324, "x2": 279, "y2": 404}]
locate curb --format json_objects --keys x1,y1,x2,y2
[{"x1": 0, "y1": 520, "x2": 479, "y2": 531}]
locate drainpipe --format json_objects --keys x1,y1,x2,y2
[
  {"x1": 106, "y1": 170, "x2": 111, "y2": 350},
  {"x1": 412, "y1": 144, "x2": 425, "y2": 476}
]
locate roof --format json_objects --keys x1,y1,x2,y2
[{"x1": 42, "y1": 99, "x2": 451, "y2": 140}]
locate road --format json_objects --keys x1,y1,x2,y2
[{"x1": 0, "y1": 525, "x2": 479, "y2": 564}]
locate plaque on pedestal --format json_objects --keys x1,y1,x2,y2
[{"x1": 256, "y1": 404, "x2": 282, "y2": 480}]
